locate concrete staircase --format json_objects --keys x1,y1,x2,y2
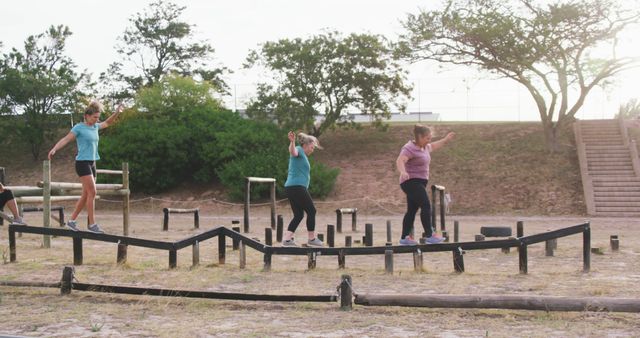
[{"x1": 574, "y1": 119, "x2": 640, "y2": 216}]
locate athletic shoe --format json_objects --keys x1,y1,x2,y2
[
  {"x1": 87, "y1": 223, "x2": 104, "y2": 234},
  {"x1": 425, "y1": 235, "x2": 445, "y2": 244},
  {"x1": 399, "y1": 236, "x2": 418, "y2": 245},
  {"x1": 10, "y1": 217, "x2": 26, "y2": 225},
  {"x1": 282, "y1": 239, "x2": 297, "y2": 247},
  {"x1": 66, "y1": 219, "x2": 79, "y2": 231},
  {"x1": 307, "y1": 238, "x2": 324, "y2": 247}
]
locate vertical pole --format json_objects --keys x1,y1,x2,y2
[
  {"x1": 162, "y1": 208, "x2": 169, "y2": 231},
  {"x1": 73, "y1": 237, "x2": 83, "y2": 265},
  {"x1": 386, "y1": 220, "x2": 392, "y2": 243},
  {"x1": 442, "y1": 230, "x2": 449, "y2": 242},
  {"x1": 519, "y1": 242, "x2": 528, "y2": 274},
  {"x1": 338, "y1": 249, "x2": 346, "y2": 269},
  {"x1": 413, "y1": 248, "x2": 423, "y2": 272},
  {"x1": 265, "y1": 227, "x2": 273, "y2": 246},
  {"x1": 169, "y1": 250, "x2": 177, "y2": 269},
  {"x1": 453, "y1": 248, "x2": 465, "y2": 273},
  {"x1": 384, "y1": 244, "x2": 393, "y2": 274},
  {"x1": 431, "y1": 185, "x2": 436, "y2": 232},
  {"x1": 239, "y1": 242, "x2": 246, "y2": 269},
  {"x1": 270, "y1": 181, "x2": 276, "y2": 230},
  {"x1": 9, "y1": 227, "x2": 16, "y2": 262},
  {"x1": 365, "y1": 223, "x2": 373, "y2": 247},
  {"x1": 352, "y1": 209, "x2": 357, "y2": 232},
  {"x1": 454, "y1": 220, "x2": 459, "y2": 242},
  {"x1": 232, "y1": 227, "x2": 240, "y2": 250},
  {"x1": 218, "y1": 234, "x2": 226, "y2": 264},
  {"x1": 327, "y1": 224, "x2": 335, "y2": 248},
  {"x1": 545, "y1": 240, "x2": 554, "y2": 256},
  {"x1": 583, "y1": 222, "x2": 591, "y2": 273},
  {"x1": 517, "y1": 220, "x2": 524, "y2": 237},
  {"x1": 117, "y1": 243, "x2": 127, "y2": 264},
  {"x1": 263, "y1": 249, "x2": 272, "y2": 272},
  {"x1": 610, "y1": 235, "x2": 619, "y2": 251},
  {"x1": 43, "y1": 160, "x2": 51, "y2": 249},
  {"x1": 439, "y1": 189, "x2": 445, "y2": 231},
  {"x1": 317, "y1": 233, "x2": 324, "y2": 242},
  {"x1": 276, "y1": 215, "x2": 284, "y2": 242},
  {"x1": 345, "y1": 236, "x2": 352, "y2": 247},
  {"x1": 340, "y1": 275, "x2": 352, "y2": 310},
  {"x1": 58, "y1": 207, "x2": 65, "y2": 227},
  {"x1": 194, "y1": 209, "x2": 199, "y2": 229},
  {"x1": 61, "y1": 266, "x2": 74, "y2": 295},
  {"x1": 244, "y1": 178, "x2": 250, "y2": 233},
  {"x1": 0, "y1": 166, "x2": 4, "y2": 184},
  {"x1": 122, "y1": 162, "x2": 130, "y2": 236},
  {"x1": 307, "y1": 252, "x2": 317, "y2": 270},
  {"x1": 192, "y1": 240, "x2": 200, "y2": 267},
  {"x1": 336, "y1": 210, "x2": 342, "y2": 233}
]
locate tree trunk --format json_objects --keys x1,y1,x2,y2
[{"x1": 542, "y1": 121, "x2": 561, "y2": 153}]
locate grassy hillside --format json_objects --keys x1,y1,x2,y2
[{"x1": 0, "y1": 122, "x2": 586, "y2": 216}]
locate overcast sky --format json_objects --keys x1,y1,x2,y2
[{"x1": 1, "y1": 0, "x2": 639, "y2": 121}]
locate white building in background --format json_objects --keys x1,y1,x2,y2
[{"x1": 237, "y1": 110, "x2": 441, "y2": 123}]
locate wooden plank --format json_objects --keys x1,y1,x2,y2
[{"x1": 246, "y1": 177, "x2": 276, "y2": 183}]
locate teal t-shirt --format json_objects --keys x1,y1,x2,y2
[
  {"x1": 285, "y1": 146, "x2": 310, "y2": 188},
  {"x1": 71, "y1": 122, "x2": 101, "y2": 161}
]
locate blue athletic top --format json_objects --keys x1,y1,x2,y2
[
  {"x1": 71, "y1": 122, "x2": 101, "y2": 161},
  {"x1": 285, "y1": 146, "x2": 310, "y2": 188}
]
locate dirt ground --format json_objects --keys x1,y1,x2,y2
[{"x1": 1, "y1": 208, "x2": 639, "y2": 337}]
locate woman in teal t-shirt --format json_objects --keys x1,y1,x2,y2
[
  {"x1": 282, "y1": 131, "x2": 324, "y2": 247},
  {"x1": 48, "y1": 101, "x2": 124, "y2": 233}
]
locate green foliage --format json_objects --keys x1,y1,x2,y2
[
  {"x1": 0, "y1": 25, "x2": 87, "y2": 159},
  {"x1": 399, "y1": 0, "x2": 640, "y2": 152},
  {"x1": 616, "y1": 98, "x2": 640, "y2": 119},
  {"x1": 100, "y1": 0, "x2": 228, "y2": 100},
  {"x1": 245, "y1": 31, "x2": 411, "y2": 137},
  {"x1": 308, "y1": 161, "x2": 340, "y2": 198}
]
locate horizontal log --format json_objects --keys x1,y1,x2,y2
[
  {"x1": 38, "y1": 181, "x2": 124, "y2": 190},
  {"x1": 15, "y1": 196, "x2": 100, "y2": 203},
  {"x1": 246, "y1": 177, "x2": 276, "y2": 183},
  {"x1": 0, "y1": 281, "x2": 61, "y2": 288},
  {"x1": 337, "y1": 208, "x2": 357, "y2": 214},
  {"x1": 164, "y1": 208, "x2": 199, "y2": 213},
  {"x1": 95, "y1": 169, "x2": 123, "y2": 175},
  {"x1": 354, "y1": 293, "x2": 640, "y2": 313},
  {"x1": 63, "y1": 189, "x2": 129, "y2": 196},
  {"x1": 433, "y1": 185, "x2": 445, "y2": 191},
  {"x1": 4, "y1": 186, "x2": 44, "y2": 197},
  {"x1": 21, "y1": 206, "x2": 64, "y2": 212}
]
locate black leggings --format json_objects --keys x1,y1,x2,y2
[
  {"x1": 0, "y1": 189, "x2": 15, "y2": 209},
  {"x1": 400, "y1": 178, "x2": 433, "y2": 239},
  {"x1": 285, "y1": 186, "x2": 316, "y2": 232}
]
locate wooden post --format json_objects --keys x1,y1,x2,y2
[
  {"x1": 318, "y1": 233, "x2": 324, "y2": 242},
  {"x1": 519, "y1": 242, "x2": 528, "y2": 274},
  {"x1": 336, "y1": 210, "x2": 343, "y2": 233},
  {"x1": 270, "y1": 181, "x2": 276, "y2": 230},
  {"x1": 386, "y1": 220, "x2": 392, "y2": 243},
  {"x1": 345, "y1": 236, "x2": 352, "y2": 247},
  {"x1": 439, "y1": 189, "x2": 446, "y2": 231},
  {"x1": 338, "y1": 250, "x2": 346, "y2": 269},
  {"x1": 244, "y1": 178, "x2": 250, "y2": 233},
  {"x1": 454, "y1": 220, "x2": 459, "y2": 242},
  {"x1": 517, "y1": 220, "x2": 524, "y2": 237},
  {"x1": 352, "y1": 210, "x2": 357, "y2": 232},
  {"x1": 365, "y1": 223, "x2": 373, "y2": 247},
  {"x1": 58, "y1": 207, "x2": 65, "y2": 227},
  {"x1": 413, "y1": 248, "x2": 423, "y2": 272},
  {"x1": 340, "y1": 275, "x2": 353, "y2": 310},
  {"x1": 327, "y1": 224, "x2": 335, "y2": 248},
  {"x1": 192, "y1": 241, "x2": 200, "y2": 267},
  {"x1": 9, "y1": 228, "x2": 16, "y2": 262},
  {"x1": 169, "y1": 250, "x2": 177, "y2": 269},
  {"x1": 43, "y1": 160, "x2": 51, "y2": 248},
  {"x1": 263, "y1": 249, "x2": 272, "y2": 272},
  {"x1": 431, "y1": 185, "x2": 436, "y2": 230},
  {"x1": 218, "y1": 234, "x2": 226, "y2": 264},
  {"x1": 122, "y1": 162, "x2": 130, "y2": 236},
  {"x1": 442, "y1": 230, "x2": 449, "y2": 243},
  {"x1": 0, "y1": 167, "x2": 4, "y2": 184},
  {"x1": 385, "y1": 244, "x2": 393, "y2": 274},
  {"x1": 545, "y1": 240, "x2": 554, "y2": 256},
  {"x1": 73, "y1": 237, "x2": 83, "y2": 265},
  {"x1": 307, "y1": 252, "x2": 317, "y2": 270},
  {"x1": 117, "y1": 243, "x2": 127, "y2": 264},
  {"x1": 475, "y1": 234, "x2": 485, "y2": 241},
  {"x1": 276, "y1": 215, "x2": 284, "y2": 242},
  {"x1": 232, "y1": 227, "x2": 240, "y2": 250},
  {"x1": 239, "y1": 242, "x2": 246, "y2": 269},
  {"x1": 61, "y1": 266, "x2": 74, "y2": 295},
  {"x1": 583, "y1": 223, "x2": 591, "y2": 273},
  {"x1": 453, "y1": 247, "x2": 465, "y2": 273},
  {"x1": 194, "y1": 209, "x2": 200, "y2": 229},
  {"x1": 610, "y1": 235, "x2": 619, "y2": 252},
  {"x1": 162, "y1": 208, "x2": 169, "y2": 231},
  {"x1": 265, "y1": 227, "x2": 273, "y2": 246},
  {"x1": 502, "y1": 239, "x2": 512, "y2": 254}
]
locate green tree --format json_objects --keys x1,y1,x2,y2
[
  {"x1": 0, "y1": 26, "x2": 86, "y2": 159},
  {"x1": 245, "y1": 31, "x2": 412, "y2": 137},
  {"x1": 399, "y1": 0, "x2": 640, "y2": 152},
  {"x1": 616, "y1": 98, "x2": 640, "y2": 119},
  {"x1": 101, "y1": 0, "x2": 228, "y2": 100}
]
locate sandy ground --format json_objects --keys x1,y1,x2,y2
[{"x1": 1, "y1": 209, "x2": 640, "y2": 337}]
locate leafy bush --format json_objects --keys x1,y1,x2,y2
[{"x1": 308, "y1": 160, "x2": 340, "y2": 198}]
